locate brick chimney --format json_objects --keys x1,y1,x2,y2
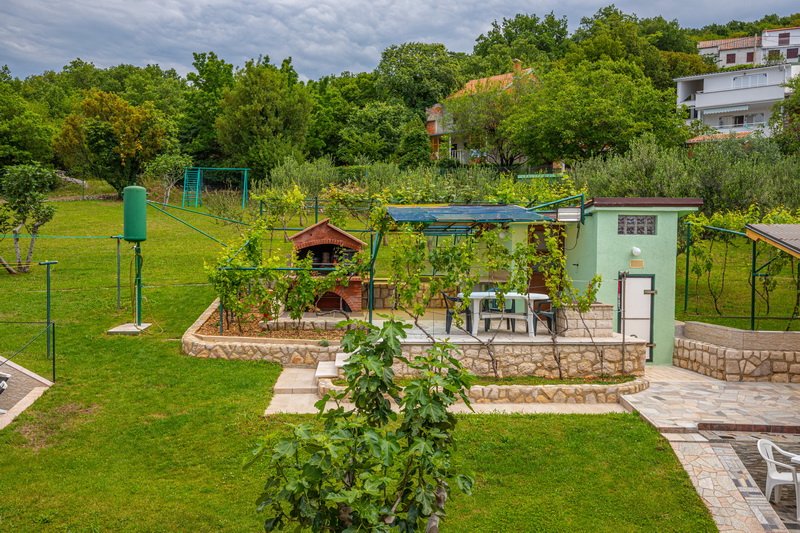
[{"x1": 513, "y1": 59, "x2": 522, "y2": 74}]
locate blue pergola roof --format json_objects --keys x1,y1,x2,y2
[{"x1": 386, "y1": 204, "x2": 554, "y2": 234}]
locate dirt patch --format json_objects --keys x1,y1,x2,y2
[
  {"x1": 196, "y1": 308, "x2": 347, "y2": 340},
  {"x1": 16, "y1": 402, "x2": 99, "y2": 451}
]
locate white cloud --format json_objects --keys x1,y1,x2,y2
[{"x1": 1, "y1": 0, "x2": 797, "y2": 79}]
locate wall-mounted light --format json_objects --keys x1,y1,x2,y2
[
  {"x1": 497, "y1": 231, "x2": 508, "y2": 239},
  {"x1": 631, "y1": 246, "x2": 642, "y2": 257},
  {"x1": 556, "y1": 207, "x2": 582, "y2": 222}
]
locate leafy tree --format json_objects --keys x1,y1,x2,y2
[
  {"x1": 394, "y1": 118, "x2": 431, "y2": 169},
  {"x1": 306, "y1": 72, "x2": 378, "y2": 162},
  {"x1": 215, "y1": 57, "x2": 313, "y2": 178},
  {"x1": 251, "y1": 318, "x2": 474, "y2": 531},
  {"x1": 267, "y1": 156, "x2": 339, "y2": 196},
  {"x1": 53, "y1": 89, "x2": 171, "y2": 195},
  {"x1": 769, "y1": 75, "x2": 800, "y2": 155},
  {"x1": 0, "y1": 163, "x2": 58, "y2": 274},
  {"x1": 102, "y1": 63, "x2": 187, "y2": 116},
  {"x1": 638, "y1": 15, "x2": 696, "y2": 54},
  {"x1": 60, "y1": 58, "x2": 104, "y2": 91},
  {"x1": 18, "y1": 70, "x2": 77, "y2": 121},
  {"x1": 443, "y1": 71, "x2": 535, "y2": 166},
  {"x1": 337, "y1": 101, "x2": 417, "y2": 164},
  {"x1": 142, "y1": 151, "x2": 192, "y2": 204},
  {"x1": 565, "y1": 13, "x2": 672, "y2": 90},
  {"x1": 661, "y1": 51, "x2": 717, "y2": 80},
  {"x1": 573, "y1": 134, "x2": 800, "y2": 213},
  {"x1": 375, "y1": 42, "x2": 462, "y2": 112},
  {"x1": 180, "y1": 52, "x2": 235, "y2": 166},
  {"x1": 504, "y1": 61, "x2": 687, "y2": 164},
  {"x1": 688, "y1": 13, "x2": 800, "y2": 40},
  {"x1": 473, "y1": 12, "x2": 569, "y2": 75},
  {"x1": 0, "y1": 83, "x2": 55, "y2": 168}
]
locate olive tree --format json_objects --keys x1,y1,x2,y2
[{"x1": 0, "y1": 163, "x2": 58, "y2": 274}]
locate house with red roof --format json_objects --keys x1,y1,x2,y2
[{"x1": 425, "y1": 59, "x2": 536, "y2": 164}]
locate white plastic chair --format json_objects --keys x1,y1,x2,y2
[{"x1": 757, "y1": 438, "x2": 800, "y2": 520}]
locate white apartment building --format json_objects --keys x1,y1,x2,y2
[
  {"x1": 678, "y1": 27, "x2": 800, "y2": 139},
  {"x1": 762, "y1": 27, "x2": 800, "y2": 62},
  {"x1": 697, "y1": 27, "x2": 800, "y2": 67},
  {"x1": 676, "y1": 64, "x2": 799, "y2": 135}
]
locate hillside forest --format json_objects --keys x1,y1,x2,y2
[{"x1": 2, "y1": 6, "x2": 800, "y2": 214}]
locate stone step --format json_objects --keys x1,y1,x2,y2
[
  {"x1": 335, "y1": 352, "x2": 350, "y2": 368},
  {"x1": 273, "y1": 368, "x2": 317, "y2": 394},
  {"x1": 315, "y1": 361, "x2": 338, "y2": 381}
]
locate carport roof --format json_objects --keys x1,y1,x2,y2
[{"x1": 745, "y1": 224, "x2": 800, "y2": 259}]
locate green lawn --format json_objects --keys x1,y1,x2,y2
[
  {"x1": 0, "y1": 198, "x2": 716, "y2": 532},
  {"x1": 677, "y1": 237, "x2": 800, "y2": 331}
]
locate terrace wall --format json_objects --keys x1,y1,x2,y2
[
  {"x1": 556, "y1": 303, "x2": 615, "y2": 338},
  {"x1": 183, "y1": 300, "x2": 647, "y2": 377},
  {"x1": 318, "y1": 378, "x2": 649, "y2": 404},
  {"x1": 673, "y1": 321, "x2": 800, "y2": 382}
]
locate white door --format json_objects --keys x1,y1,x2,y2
[{"x1": 619, "y1": 274, "x2": 654, "y2": 362}]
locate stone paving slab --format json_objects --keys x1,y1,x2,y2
[
  {"x1": 622, "y1": 368, "x2": 800, "y2": 432},
  {"x1": 669, "y1": 435, "x2": 786, "y2": 532},
  {"x1": 708, "y1": 431, "x2": 800, "y2": 530},
  {"x1": 272, "y1": 368, "x2": 317, "y2": 394},
  {"x1": 625, "y1": 366, "x2": 800, "y2": 531}
]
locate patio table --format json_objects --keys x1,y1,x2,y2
[{"x1": 456, "y1": 291, "x2": 549, "y2": 337}]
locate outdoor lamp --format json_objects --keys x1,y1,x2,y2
[
  {"x1": 556, "y1": 207, "x2": 582, "y2": 222},
  {"x1": 631, "y1": 246, "x2": 642, "y2": 257}
]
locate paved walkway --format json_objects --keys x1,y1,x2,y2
[
  {"x1": 620, "y1": 366, "x2": 800, "y2": 532},
  {"x1": 622, "y1": 366, "x2": 800, "y2": 432}
]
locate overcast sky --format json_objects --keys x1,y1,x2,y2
[{"x1": 1, "y1": 0, "x2": 797, "y2": 81}]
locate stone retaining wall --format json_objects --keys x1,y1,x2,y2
[
  {"x1": 673, "y1": 321, "x2": 800, "y2": 382},
  {"x1": 184, "y1": 300, "x2": 647, "y2": 377},
  {"x1": 318, "y1": 377, "x2": 648, "y2": 404},
  {"x1": 183, "y1": 335, "x2": 339, "y2": 366},
  {"x1": 183, "y1": 298, "x2": 339, "y2": 367},
  {"x1": 556, "y1": 303, "x2": 615, "y2": 338},
  {"x1": 397, "y1": 340, "x2": 646, "y2": 379}
]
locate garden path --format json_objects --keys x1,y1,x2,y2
[{"x1": 622, "y1": 365, "x2": 800, "y2": 532}]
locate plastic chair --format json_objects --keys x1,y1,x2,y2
[
  {"x1": 534, "y1": 298, "x2": 557, "y2": 335},
  {"x1": 483, "y1": 288, "x2": 519, "y2": 332},
  {"x1": 757, "y1": 438, "x2": 800, "y2": 520},
  {"x1": 441, "y1": 292, "x2": 472, "y2": 334}
]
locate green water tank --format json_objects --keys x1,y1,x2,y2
[{"x1": 123, "y1": 186, "x2": 147, "y2": 242}]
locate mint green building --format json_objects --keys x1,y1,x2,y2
[{"x1": 564, "y1": 198, "x2": 702, "y2": 365}]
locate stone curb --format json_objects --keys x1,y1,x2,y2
[{"x1": 317, "y1": 377, "x2": 649, "y2": 404}]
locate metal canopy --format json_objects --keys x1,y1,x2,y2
[
  {"x1": 745, "y1": 224, "x2": 800, "y2": 259},
  {"x1": 386, "y1": 204, "x2": 554, "y2": 234}
]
